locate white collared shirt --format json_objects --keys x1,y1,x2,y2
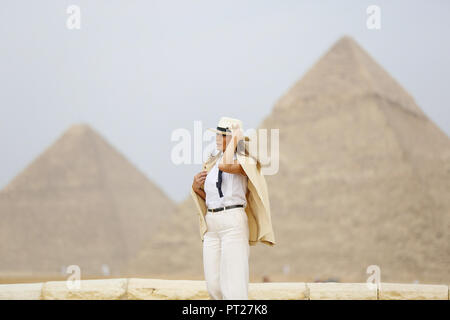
[{"x1": 204, "y1": 151, "x2": 248, "y2": 209}]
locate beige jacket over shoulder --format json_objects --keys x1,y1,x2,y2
[{"x1": 190, "y1": 151, "x2": 276, "y2": 247}]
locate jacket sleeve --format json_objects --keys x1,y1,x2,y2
[
  {"x1": 191, "y1": 186, "x2": 208, "y2": 240},
  {"x1": 191, "y1": 186, "x2": 207, "y2": 215},
  {"x1": 237, "y1": 152, "x2": 276, "y2": 246}
]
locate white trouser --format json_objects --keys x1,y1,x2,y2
[{"x1": 203, "y1": 207, "x2": 250, "y2": 300}]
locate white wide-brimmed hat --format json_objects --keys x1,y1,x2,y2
[{"x1": 207, "y1": 116, "x2": 250, "y2": 141}]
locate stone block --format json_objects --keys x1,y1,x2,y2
[
  {"x1": 127, "y1": 278, "x2": 209, "y2": 300},
  {"x1": 42, "y1": 278, "x2": 127, "y2": 300},
  {"x1": 249, "y1": 282, "x2": 307, "y2": 300},
  {"x1": 379, "y1": 283, "x2": 448, "y2": 300},
  {"x1": 307, "y1": 282, "x2": 377, "y2": 300},
  {"x1": 0, "y1": 282, "x2": 43, "y2": 300}
]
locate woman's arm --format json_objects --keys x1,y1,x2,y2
[
  {"x1": 192, "y1": 171, "x2": 207, "y2": 200},
  {"x1": 193, "y1": 185, "x2": 206, "y2": 200},
  {"x1": 218, "y1": 159, "x2": 246, "y2": 176},
  {"x1": 219, "y1": 124, "x2": 247, "y2": 176}
]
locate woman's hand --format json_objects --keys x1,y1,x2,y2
[
  {"x1": 192, "y1": 171, "x2": 207, "y2": 200},
  {"x1": 230, "y1": 123, "x2": 244, "y2": 144},
  {"x1": 192, "y1": 170, "x2": 207, "y2": 191}
]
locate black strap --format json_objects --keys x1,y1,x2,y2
[{"x1": 216, "y1": 169, "x2": 224, "y2": 198}]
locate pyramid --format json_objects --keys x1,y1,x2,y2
[
  {"x1": 0, "y1": 124, "x2": 176, "y2": 276},
  {"x1": 125, "y1": 197, "x2": 204, "y2": 279},
  {"x1": 126, "y1": 35, "x2": 450, "y2": 284},
  {"x1": 255, "y1": 35, "x2": 450, "y2": 283}
]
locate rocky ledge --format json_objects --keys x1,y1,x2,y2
[{"x1": 0, "y1": 279, "x2": 448, "y2": 300}]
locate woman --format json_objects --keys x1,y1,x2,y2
[{"x1": 191, "y1": 116, "x2": 276, "y2": 300}]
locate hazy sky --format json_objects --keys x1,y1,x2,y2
[{"x1": 1, "y1": 0, "x2": 449, "y2": 202}]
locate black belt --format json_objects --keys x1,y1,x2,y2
[{"x1": 207, "y1": 204, "x2": 244, "y2": 213}]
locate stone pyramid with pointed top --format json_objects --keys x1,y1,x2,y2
[
  {"x1": 126, "y1": 35, "x2": 450, "y2": 284},
  {"x1": 0, "y1": 123, "x2": 176, "y2": 276},
  {"x1": 255, "y1": 35, "x2": 450, "y2": 283},
  {"x1": 125, "y1": 197, "x2": 204, "y2": 279}
]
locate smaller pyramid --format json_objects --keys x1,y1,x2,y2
[{"x1": 0, "y1": 123, "x2": 176, "y2": 276}]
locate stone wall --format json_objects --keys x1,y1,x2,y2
[{"x1": 0, "y1": 278, "x2": 448, "y2": 300}]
